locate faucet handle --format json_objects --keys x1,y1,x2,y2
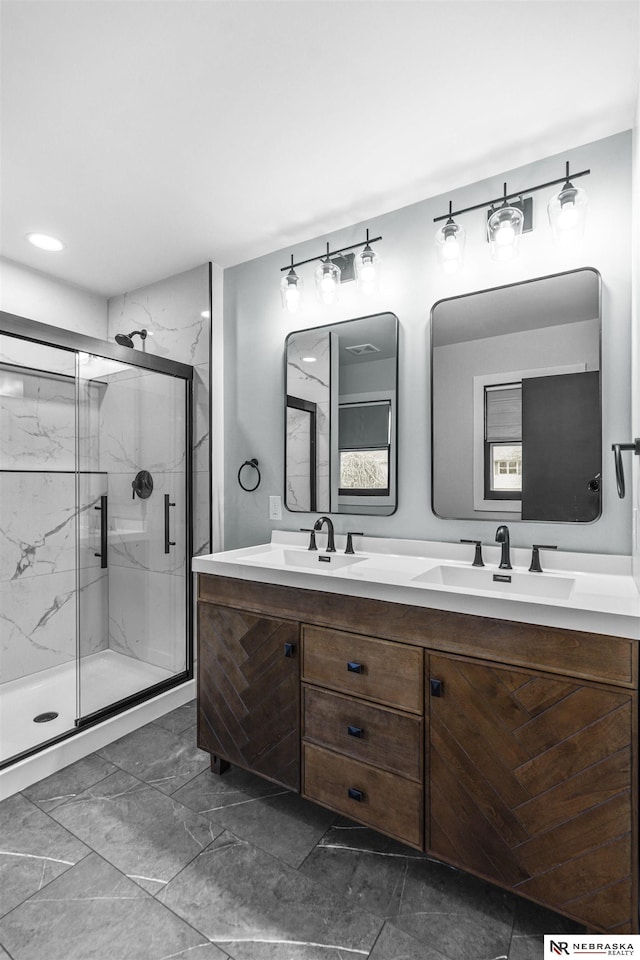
[
  {"x1": 345, "y1": 532, "x2": 364, "y2": 555},
  {"x1": 529, "y1": 543, "x2": 557, "y2": 573},
  {"x1": 300, "y1": 528, "x2": 317, "y2": 551},
  {"x1": 460, "y1": 539, "x2": 484, "y2": 567}
]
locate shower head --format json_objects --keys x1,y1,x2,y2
[{"x1": 115, "y1": 329, "x2": 148, "y2": 348}]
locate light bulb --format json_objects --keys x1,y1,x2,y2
[
  {"x1": 285, "y1": 285, "x2": 300, "y2": 312},
  {"x1": 435, "y1": 214, "x2": 465, "y2": 274},
  {"x1": 557, "y1": 202, "x2": 579, "y2": 231},
  {"x1": 547, "y1": 179, "x2": 587, "y2": 247},
  {"x1": 360, "y1": 259, "x2": 376, "y2": 282},
  {"x1": 356, "y1": 242, "x2": 381, "y2": 295},
  {"x1": 315, "y1": 258, "x2": 340, "y2": 303},
  {"x1": 280, "y1": 266, "x2": 302, "y2": 313},
  {"x1": 496, "y1": 222, "x2": 515, "y2": 246},
  {"x1": 442, "y1": 236, "x2": 460, "y2": 260}
]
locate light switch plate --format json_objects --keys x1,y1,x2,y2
[{"x1": 269, "y1": 496, "x2": 282, "y2": 521}]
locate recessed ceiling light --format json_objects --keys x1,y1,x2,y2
[
  {"x1": 26, "y1": 232, "x2": 65, "y2": 252},
  {"x1": 200, "y1": 310, "x2": 210, "y2": 318},
  {"x1": 302, "y1": 356, "x2": 317, "y2": 363}
]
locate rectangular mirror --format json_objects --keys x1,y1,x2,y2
[
  {"x1": 285, "y1": 312, "x2": 398, "y2": 516},
  {"x1": 431, "y1": 268, "x2": 601, "y2": 522}
]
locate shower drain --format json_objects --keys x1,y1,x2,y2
[{"x1": 33, "y1": 712, "x2": 59, "y2": 723}]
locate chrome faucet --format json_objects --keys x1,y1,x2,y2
[
  {"x1": 313, "y1": 516, "x2": 336, "y2": 553},
  {"x1": 495, "y1": 525, "x2": 512, "y2": 570}
]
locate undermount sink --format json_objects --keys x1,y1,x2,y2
[
  {"x1": 413, "y1": 564, "x2": 576, "y2": 600},
  {"x1": 239, "y1": 548, "x2": 366, "y2": 572}
]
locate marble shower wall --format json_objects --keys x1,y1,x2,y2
[
  {"x1": 107, "y1": 263, "x2": 210, "y2": 665},
  {"x1": 0, "y1": 336, "x2": 107, "y2": 685},
  {"x1": 108, "y1": 263, "x2": 210, "y2": 554}
]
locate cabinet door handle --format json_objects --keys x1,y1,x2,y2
[
  {"x1": 348, "y1": 787, "x2": 364, "y2": 802},
  {"x1": 347, "y1": 661, "x2": 363, "y2": 673},
  {"x1": 347, "y1": 724, "x2": 364, "y2": 738},
  {"x1": 430, "y1": 678, "x2": 444, "y2": 697},
  {"x1": 284, "y1": 642, "x2": 295, "y2": 658}
]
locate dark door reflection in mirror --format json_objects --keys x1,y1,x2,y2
[
  {"x1": 431, "y1": 268, "x2": 601, "y2": 522},
  {"x1": 285, "y1": 312, "x2": 398, "y2": 516}
]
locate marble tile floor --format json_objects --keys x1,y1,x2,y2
[{"x1": 0, "y1": 701, "x2": 584, "y2": 960}]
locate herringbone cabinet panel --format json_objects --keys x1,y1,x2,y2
[
  {"x1": 429, "y1": 654, "x2": 635, "y2": 932},
  {"x1": 198, "y1": 602, "x2": 300, "y2": 790}
]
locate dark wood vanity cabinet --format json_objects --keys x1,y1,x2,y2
[
  {"x1": 197, "y1": 601, "x2": 300, "y2": 790},
  {"x1": 429, "y1": 654, "x2": 635, "y2": 932},
  {"x1": 197, "y1": 573, "x2": 638, "y2": 933}
]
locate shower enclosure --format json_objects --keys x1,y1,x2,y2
[{"x1": 0, "y1": 312, "x2": 193, "y2": 767}]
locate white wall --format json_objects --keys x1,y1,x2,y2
[
  {"x1": 0, "y1": 257, "x2": 108, "y2": 337},
  {"x1": 224, "y1": 131, "x2": 633, "y2": 556}
]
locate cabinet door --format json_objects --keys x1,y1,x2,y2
[
  {"x1": 429, "y1": 654, "x2": 635, "y2": 932},
  {"x1": 198, "y1": 602, "x2": 300, "y2": 791}
]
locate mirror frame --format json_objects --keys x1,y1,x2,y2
[
  {"x1": 284, "y1": 311, "x2": 399, "y2": 517},
  {"x1": 430, "y1": 267, "x2": 602, "y2": 523}
]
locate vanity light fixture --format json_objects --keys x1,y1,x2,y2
[
  {"x1": 547, "y1": 161, "x2": 588, "y2": 247},
  {"x1": 433, "y1": 161, "x2": 590, "y2": 272},
  {"x1": 355, "y1": 229, "x2": 382, "y2": 294},
  {"x1": 315, "y1": 243, "x2": 341, "y2": 304},
  {"x1": 434, "y1": 202, "x2": 465, "y2": 274},
  {"x1": 279, "y1": 231, "x2": 382, "y2": 311},
  {"x1": 281, "y1": 255, "x2": 303, "y2": 313},
  {"x1": 26, "y1": 232, "x2": 65, "y2": 252},
  {"x1": 487, "y1": 184, "x2": 524, "y2": 262}
]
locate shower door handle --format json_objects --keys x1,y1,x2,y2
[
  {"x1": 94, "y1": 495, "x2": 108, "y2": 568},
  {"x1": 164, "y1": 494, "x2": 176, "y2": 554}
]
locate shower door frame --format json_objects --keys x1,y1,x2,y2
[{"x1": 0, "y1": 310, "x2": 194, "y2": 760}]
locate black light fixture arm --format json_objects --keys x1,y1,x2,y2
[
  {"x1": 280, "y1": 231, "x2": 382, "y2": 272},
  {"x1": 433, "y1": 165, "x2": 590, "y2": 223}
]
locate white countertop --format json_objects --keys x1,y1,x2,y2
[{"x1": 192, "y1": 531, "x2": 640, "y2": 640}]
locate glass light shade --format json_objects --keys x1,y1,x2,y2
[
  {"x1": 355, "y1": 244, "x2": 381, "y2": 294},
  {"x1": 547, "y1": 183, "x2": 587, "y2": 247},
  {"x1": 315, "y1": 258, "x2": 341, "y2": 304},
  {"x1": 487, "y1": 204, "x2": 524, "y2": 262},
  {"x1": 280, "y1": 268, "x2": 303, "y2": 313},
  {"x1": 435, "y1": 219, "x2": 465, "y2": 275}
]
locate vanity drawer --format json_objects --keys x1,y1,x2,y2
[
  {"x1": 303, "y1": 742, "x2": 424, "y2": 849},
  {"x1": 302, "y1": 625, "x2": 423, "y2": 714},
  {"x1": 303, "y1": 685, "x2": 423, "y2": 781}
]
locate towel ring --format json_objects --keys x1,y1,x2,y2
[{"x1": 238, "y1": 458, "x2": 261, "y2": 492}]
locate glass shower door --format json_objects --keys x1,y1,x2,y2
[
  {"x1": 0, "y1": 334, "x2": 79, "y2": 762},
  {"x1": 76, "y1": 352, "x2": 190, "y2": 722}
]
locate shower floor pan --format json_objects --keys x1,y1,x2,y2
[{"x1": 0, "y1": 650, "x2": 173, "y2": 764}]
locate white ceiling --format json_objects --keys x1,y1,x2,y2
[{"x1": 1, "y1": 1, "x2": 638, "y2": 298}]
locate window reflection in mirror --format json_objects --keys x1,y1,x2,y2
[
  {"x1": 431, "y1": 268, "x2": 601, "y2": 522},
  {"x1": 285, "y1": 312, "x2": 398, "y2": 516}
]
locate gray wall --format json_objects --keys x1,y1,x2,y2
[{"x1": 223, "y1": 131, "x2": 633, "y2": 556}]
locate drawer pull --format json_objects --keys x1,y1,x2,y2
[
  {"x1": 347, "y1": 661, "x2": 363, "y2": 673},
  {"x1": 430, "y1": 678, "x2": 444, "y2": 697},
  {"x1": 284, "y1": 642, "x2": 295, "y2": 658},
  {"x1": 348, "y1": 787, "x2": 364, "y2": 802},
  {"x1": 347, "y1": 724, "x2": 364, "y2": 739}
]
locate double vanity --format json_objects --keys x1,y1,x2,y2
[{"x1": 193, "y1": 530, "x2": 639, "y2": 934}]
